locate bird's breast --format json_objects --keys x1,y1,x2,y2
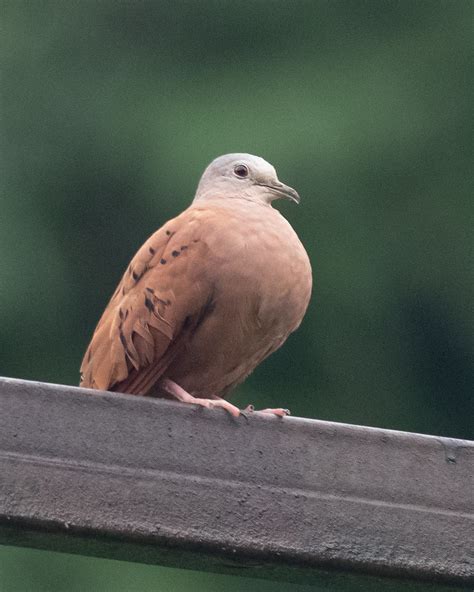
[
  {"x1": 203, "y1": 204, "x2": 312, "y2": 334},
  {"x1": 165, "y1": 202, "x2": 312, "y2": 397}
]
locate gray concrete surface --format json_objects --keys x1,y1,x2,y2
[{"x1": 0, "y1": 377, "x2": 472, "y2": 588}]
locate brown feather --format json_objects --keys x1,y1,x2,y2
[
  {"x1": 80, "y1": 198, "x2": 312, "y2": 401},
  {"x1": 80, "y1": 208, "x2": 213, "y2": 393}
]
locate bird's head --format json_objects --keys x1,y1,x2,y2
[{"x1": 194, "y1": 153, "x2": 300, "y2": 206}]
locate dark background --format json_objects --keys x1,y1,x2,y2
[{"x1": 1, "y1": 1, "x2": 472, "y2": 590}]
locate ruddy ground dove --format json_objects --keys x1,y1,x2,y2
[{"x1": 80, "y1": 154, "x2": 312, "y2": 416}]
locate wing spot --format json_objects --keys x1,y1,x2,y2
[
  {"x1": 132, "y1": 271, "x2": 139, "y2": 281},
  {"x1": 181, "y1": 245, "x2": 188, "y2": 251},
  {"x1": 172, "y1": 250, "x2": 180, "y2": 257},
  {"x1": 160, "y1": 258, "x2": 167, "y2": 265},
  {"x1": 144, "y1": 295, "x2": 155, "y2": 313},
  {"x1": 119, "y1": 328, "x2": 134, "y2": 360},
  {"x1": 149, "y1": 247, "x2": 156, "y2": 255}
]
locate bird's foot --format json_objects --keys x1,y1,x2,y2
[
  {"x1": 244, "y1": 405, "x2": 290, "y2": 417},
  {"x1": 195, "y1": 397, "x2": 241, "y2": 417},
  {"x1": 159, "y1": 378, "x2": 241, "y2": 417}
]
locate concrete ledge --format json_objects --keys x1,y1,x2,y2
[{"x1": 0, "y1": 377, "x2": 472, "y2": 589}]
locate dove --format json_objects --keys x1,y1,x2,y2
[{"x1": 80, "y1": 154, "x2": 312, "y2": 417}]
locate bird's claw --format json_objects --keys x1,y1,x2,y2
[
  {"x1": 196, "y1": 398, "x2": 241, "y2": 417},
  {"x1": 243, "y1": 405, "x2": 290, "y2": 417}
]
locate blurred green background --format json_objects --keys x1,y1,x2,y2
[{"x1": 1, "y1": 0, "x2": 472, "y2": 590}]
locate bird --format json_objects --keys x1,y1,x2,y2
[{"x1": 80, "y1": 154, "x2": 312, "y2": 417}]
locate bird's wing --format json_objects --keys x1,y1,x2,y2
[{"x1": 80, "y1": 206, "x2": 214, "y2": 395}]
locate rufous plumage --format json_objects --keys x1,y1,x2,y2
[{"x1": 80, "y1": 154, "x2": 312, "y2": 416}]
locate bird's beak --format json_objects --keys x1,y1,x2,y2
[{"x1": 260, "y1": 181, "x2": 301, "y2": 204}]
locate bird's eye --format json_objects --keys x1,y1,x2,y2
[{"x1": 233, "y1": 164, "x2": 249, "y2": 178}]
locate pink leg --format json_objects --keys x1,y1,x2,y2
[
  {"x1": 244, "y1": 405, "x2": 290, "y2": 418},
  {"x1": 160, "y1": 378, "x2": 240, "y2": 418}
]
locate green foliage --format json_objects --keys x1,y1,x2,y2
[
  {"x1": 1, "y1": 1, "x2": 472, "y2": 589},
  {"x1": 0, "y1": 546, "x2": 321, "y2": 592}
]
